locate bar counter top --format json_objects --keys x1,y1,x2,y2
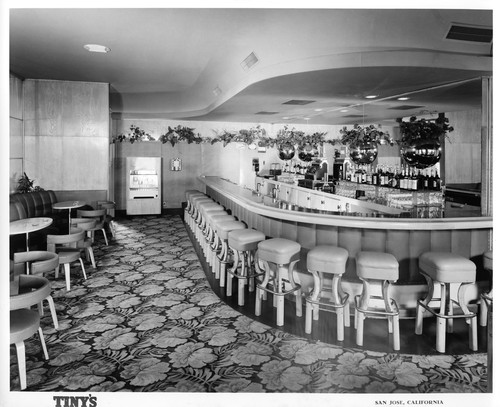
[
  {"x1": 199, "y1": 176, "x2": 492, "y2": 313},
  {"x1": 200, "y1": 176, "x2": 492, "y2": 231}
]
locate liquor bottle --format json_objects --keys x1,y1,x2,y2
[
  {"x1": 366, "y1": 166, "x2": 372, "y2": 185},
  {"x1": 400, "y1": 166, "x2": 408, "y2": 190},
  {"x1": 422, "y1": 169, "x2": 429, "y2": 190},
  {"x1": 361, "y1": 165, "x2": 367, "y2": 184},
  {"x1": 434, "y1": 169, "x2": 441, "y2": 191},
  {"x1": 410, "y1": 168, "x2": 418, "y2": 191},
  {"x1": 372, "y1": 165, "x2": 379, "y2": 186},
  {"x1": 430, "y1": 169, "x2": 437, "y2": 190}
]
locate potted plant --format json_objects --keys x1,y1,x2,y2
[
  {"x1": 338, "y1": 124, "x2": 394, "y2": 164},
  {"x1": 16, "y1": 172, "x2": 44, "y2": 193},
  {"x1": 398, "y1": 114, "x2": 453, "y2": 168}
]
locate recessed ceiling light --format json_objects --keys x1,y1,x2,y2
[
  {"x1": 282, "y1": 117, "x2": 290, "y2": 120},
  {"x1": 213, "y1": 86, "x2": 222, "y2": 96},
  {"x1": 365, "y1": 95, "x2": 378, "y2": 99},
  {"x1": 397, "y1": 97, "x2": 410, "y2": 101},
  {"x1": 303, "y1": 117, "x2": 310, "y2": 120},
  {"x1": 84, "y1": 44, "x2": 110, "y2": 53},
  {"x1": 314, "y1": 108, "x2": 323, "y2": 112},
  {"x1": 340, "y1": 109, "x2": 349, "y2": 113}
]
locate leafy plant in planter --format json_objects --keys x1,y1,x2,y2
[
  {"x1": 398, "y1": 115, "x2": 454, "y2": 168},
  {"x1": 17, "y1": 172, "x2": 44, "y2": 193},
  {"x1": 398, "y1": 115, "x2": 454, "y2": 144},
  {"x1": 337, "y1": 124, "x2": 394, "y2": 146}
]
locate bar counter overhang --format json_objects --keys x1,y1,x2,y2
[{"x1": 200, "y1": 176, "x2": 493, "y2": 316}]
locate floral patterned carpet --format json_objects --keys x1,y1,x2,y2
[{"x1": 10, "y1": 215, "x2": 489, "y2": 393}]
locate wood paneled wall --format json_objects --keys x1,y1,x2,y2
[
  {"x1": 23, "y1": 79, "x2": 110, "y2": 197},
  {"x1": 444, "y1": 109, "x2": 482, "y2": 184},
  {"x1": 9, "y1": 74, "x2": 24, "y2": 193}
]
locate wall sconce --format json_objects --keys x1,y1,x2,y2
[{"x1": 170, "y1": 158, "x2": 182, "y2": 171}]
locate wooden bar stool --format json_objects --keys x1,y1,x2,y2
[
  {"x1": 205, "y1": 213, "x2": 234, "y2": 266},
  {"x1": 415, "y1": 251, "x2": 477, "y2": 353},
  {"x1": 214, "y1": 220, "x2": 246, "y2": 287},
  {"x1": 198, "y1": 203, "x2": 226, "y2": 254},
  {"x1": 354, "y1": 251, "x2": 400, "y2": 351},
  {"x1": 191, "y1": 197, "x2": 213, "y2": 236},
  {"x1": 255, "y1": 238, "x2": 302, "y2": 327},
  {"x1": 305, "y1": 246, "x2": 349, "y2": 341},
  {"x1": 186, "y1": 195, "x2": 209, "y2": 231},
  {"x1": 480, "y1": 250, "x2": 493, "y2": 327},
  {"x1": 226, "y1": 228, "x2": 266, "y2": 306}
]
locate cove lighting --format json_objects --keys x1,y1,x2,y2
[{"x1": 84, "y1": 44, "x2": 110, "y2": 53}]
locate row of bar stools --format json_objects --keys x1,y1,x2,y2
[
  {"x1": 415, "y1": 251, "x2": 477, "y2": 353},
  {"x1": 354, "y1": 251, "x2": 400, "y2": 351},
  {"x1": 305, "y1": 246, "x2": 350, "y2": 341},
  {"x1": 226, "y1": 229, "x2": 266, "y2": 306},
  {"x1": 255, "y1": 238, "x2": 302, "y2": 327},
  {"x1": 480, "y1": 250, "x2": 493, "y2": 327}
]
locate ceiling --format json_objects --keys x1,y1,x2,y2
[{"x1": 9, "y1": 8, "x2": 493, "y2": 126}]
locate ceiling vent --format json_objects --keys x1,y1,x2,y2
[
  {"x1": 255, "y1": 111, "x2": 278, "y2": 115},
  {"x1": 446, "y1": 24, "x2": 492, "y2": 43},
  {"x1": 388, "y1": 105, "x2": 425, "y2": 110},
  {"x1": 241, "y1": 52, "x2": 259, "y2": 70},
  {"x1": 282, "y1": 99, "x2": 315, "y2": 105}
]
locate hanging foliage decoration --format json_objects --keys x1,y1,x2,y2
[
  {"x1": 113, "y1": 124, "x2": 336, "y2": 149},
  {"x1": 158, "y1": 125, "x2": 202, "y2": 146},
  {"x1": 336, "y1": 124, "x2": 394, "y2": 146}
]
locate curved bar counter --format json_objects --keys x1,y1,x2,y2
[{"x1": 200, "y1": 176, "x2": 493, "y2": 315}]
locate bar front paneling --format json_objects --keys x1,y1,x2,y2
[{"x1": 203, "y1": 176, "x2": 492, "y2": 314}]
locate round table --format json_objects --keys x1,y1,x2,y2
[
  {"x1": 52, "y1": 201, "x2": 86, "y2": 233},
  {"x1": 10, "y1": 217, "x2": 53, "y2": 252}
]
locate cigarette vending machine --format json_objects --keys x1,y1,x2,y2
[{"x1": 126, "y1": 157, "x2": 162, "y2": 215}]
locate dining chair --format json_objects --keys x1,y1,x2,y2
[
  {"x1": 71, "y1": 218, "x2": 97, "y2": 268},
  {"x1": 47, "y1": 229, "x2": 87, "y2": 291},
  {"x1": 76, "y1": 209, "x2": 109, "y2": 245},
  {"x1": 13, "y1": 251, "x2": 60, "y2": 329},
  {"x1": 10, "y1": 274, "x2": 50, "y2": 390},
  {"x1": 97, "y1": 200, "x2": 116, "y2": 238}
]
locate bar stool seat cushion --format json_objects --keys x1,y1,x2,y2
[
  {"x1": 356, "y1": 251, "x2": 399, "y2": 281},
  {"x1": 228, "y1": 229, "x2": 266, "y2": 251},
  {"x1": 257, "y1": 238, "x2": 301, "y2": 265},
  {"x1": 216, "y1": 221, "x2": 246, "y2": 240},
  {"x1": 200, "y1": 202, "x2": 223, "y2": 211},
  {"x1": 206, "y1": 213, "x2": 232, "y2": 223},
  {"x1": 484, "y1": 250, "x2": 493, "y2": 271},
  {"x1": 307, "y1": 246, "x2": 348, "y2": 274},
  {"x1": 419, "y1": 252, "x2": 476, "y2": 283}
]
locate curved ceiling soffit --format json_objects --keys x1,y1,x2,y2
[{"x1": 110, "y1": 48, "x2": 492, "y2": 120}]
